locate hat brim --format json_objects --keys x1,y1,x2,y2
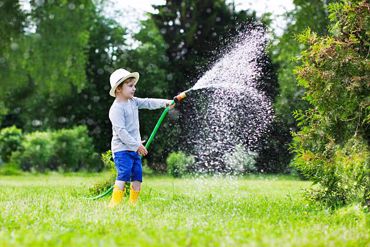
[{"x1": 109, "y1": 72, "x2": 139, "y2": 97}]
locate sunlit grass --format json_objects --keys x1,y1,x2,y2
[{"x1": 0, "y1": 173, "x2": 368, "y2": 246}]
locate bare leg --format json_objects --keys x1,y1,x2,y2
[
  {"x1": 129, "y1": 181, "x2": 141, "y2": 206},
  {"x1": 131, "y1": 181, "x2": 141, "y2": 191},
  {"x1": 114, "y1": 180, "x2": 125, "y2": 190}
]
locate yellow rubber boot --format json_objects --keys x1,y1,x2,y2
[
  {"x1": 108, "y1": 185, "x2": 125, "y2": 208},
  {"x1": 129, "y1": 185, "x2": 140, "y2": 206}
]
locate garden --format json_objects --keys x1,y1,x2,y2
[{"x1": 0, "y1": 0, "x2": 368, "y2": 246}]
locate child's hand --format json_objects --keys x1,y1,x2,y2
[
  {"x1": 166, "y1": 100, "x2": 175, "y2": 109},
  {"x1": 137, "y1": 144, "x2": 148, "y2": 156}
]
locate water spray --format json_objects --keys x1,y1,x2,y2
[{"x1": 85, "y1": 89, "x2": 194, "y2": 200}]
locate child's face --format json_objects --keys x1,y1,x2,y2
[{"x1": 116, "y1": 78, "x2": 136, "y2": 99}]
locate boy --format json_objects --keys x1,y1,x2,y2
[{"x1": 108, "y1": 68, "x2": 173, "y2": 208}]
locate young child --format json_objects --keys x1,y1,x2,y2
[{"x1": 108, "y1": 68, "x2": 173, "y2": 208}]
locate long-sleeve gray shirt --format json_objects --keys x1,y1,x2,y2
[{"x1": 109, "y1": 97, "x2": 168, "y2": 154}]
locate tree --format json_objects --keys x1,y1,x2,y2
[
  {"x1": 266, "y1": 0, "x2": 341, "y2": 171},
  {"x1": 292, "y1": 0, "x2": 369, "y2": 207},
  {"x1": 272, "y1": 0, "x2": 337, "y2": 127},
  {"x1": 0, "y1": 0, "x2": 25, "y2": 50},
  {"x1": 0, "y1": 0, "x2": 26, "y2": 125},
  {"x1": 1, "y1": 0, "x2": 95, "y2": 131}
]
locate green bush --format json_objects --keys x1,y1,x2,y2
[
  {"x1": 293, "y1": 136, "x2": 369, "y2": 207},
  {"x1": 166, "y1": 151, "x2": 194, "y2": 178},
  {"x1": 13, "y1": 131, "x2": 54, "y2": 172},
  {"x1": 10, "y1": 126, "x2": 102, "y2": 172},
  {"x1": 0, "y1": 162, "x2": 22, "y2": 175},
  {"x1": 101, "y1": 150, "x2": 115, "y2": 172},
  {"x1": 88, "y1": 150, "x2": 116, "y2": 196},
  {"x1": 52, "y1": 126, "x2": 102, "y2": 171},
  {"x1": 292, "y1": 0, "x2": 369, "y2": 207},
  {"x1": 88, "y1": 172, "x2": 116, "y2": 196},
  {"x1": 0, "y1": 126, "x2": 23, "y2": 163},
  {"x1": 224, "y1": 144, "x2": 258, "y2": 174}
]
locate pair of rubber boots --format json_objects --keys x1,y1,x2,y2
[{"x1": 108, "y1": 185, "x2": 140, "y2": 208}]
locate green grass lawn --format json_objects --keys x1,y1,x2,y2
[{"x1": 0, "y1": 173, "x2": 369, "y2": 247}]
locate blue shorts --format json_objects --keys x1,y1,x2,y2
[{"x1": 114, "y1": 151, "x2": 142, "y2": 182}]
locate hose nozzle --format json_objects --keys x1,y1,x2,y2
[
  {"x1": 174, "y1": 92, "x2": 187, "y2": 103},
  {"x1": 173, "y1": 88, "x2": 192, "y2": 103}
]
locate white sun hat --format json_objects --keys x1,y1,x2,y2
[{"x1": 109, "y1": 68, "x2": 139, "y2": 97}]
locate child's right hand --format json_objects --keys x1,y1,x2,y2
[
  {"x1": 137, "y1": 144, "x2": 148, "y2": 156},
  {"x1": 165, "y1": 100, "x2": 175, "y2": 109}
]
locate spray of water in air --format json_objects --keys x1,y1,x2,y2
[{"x1": 181, "y1": 26, "x2": 274, "y2": 175}]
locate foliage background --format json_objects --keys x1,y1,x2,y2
[{"x1": 0, "y1": 0, "x2": 368, "y2": 208}]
